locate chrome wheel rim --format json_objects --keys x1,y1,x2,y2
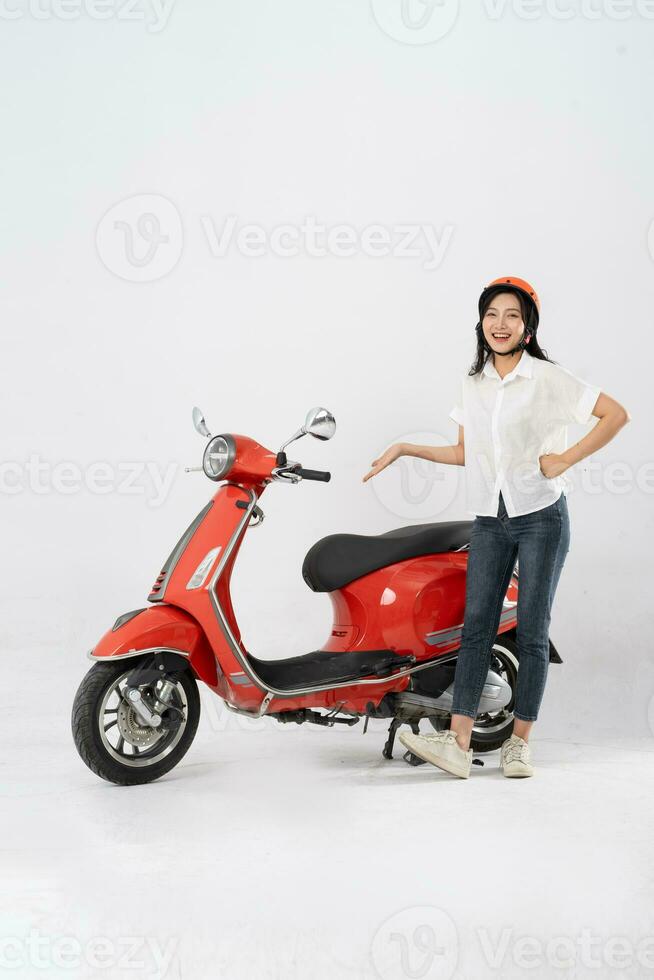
[{"x1": 99, "y1": 670, "x2": 188, "y2": 768}]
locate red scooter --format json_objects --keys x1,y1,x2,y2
[{"x1": 72, "y1": 406, "x2": 562, "y2": 785}]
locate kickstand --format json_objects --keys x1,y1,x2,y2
[
  {"x1": 382, "y1": 720, "x2": 420, "y2": 760},
  {"x1": 382, "y1": 719, "x2": 400, "y2": 759}
]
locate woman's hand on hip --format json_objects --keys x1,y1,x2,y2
[
  {"x1": 539, "y1": 453, "x2": 570, "y2": 479},
  {"x1": 362, "y1": 443, "x2": 404, "y2": 482}
]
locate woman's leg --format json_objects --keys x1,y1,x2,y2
[
  {"x1": 511, "y1": 493, "x2": 571, "y2": 732},
  {"x1": 450, "y1": 511, "x2": 518, "y2": 750}
]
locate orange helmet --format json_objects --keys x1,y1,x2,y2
[{"x1": 479, "y1": 276, "x2": 540, "y2": 320}]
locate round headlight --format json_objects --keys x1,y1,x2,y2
[{"x1": 202, "y1": 434, "x2": 236, "y2": 481}]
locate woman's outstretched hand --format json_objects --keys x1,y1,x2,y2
[{"x1": 362, "y1": 443, "x2": 404, "y2": 483}]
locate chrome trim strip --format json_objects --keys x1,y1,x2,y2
[
  {"x1": 87, "y1": 646, "x2": 190, "y2": 663},
  {"x1": 425, "y1": 604, "x2": 517, "y2": 646}
]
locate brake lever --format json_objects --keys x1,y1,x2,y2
[{"x1": 271, "y1": 461, "x2": 302, "y2": 484}]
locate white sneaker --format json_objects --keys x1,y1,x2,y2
[
  {"x1": 398, "y1": 729, "x2": 473, "y2": 778},
  {"x1": 500, "y1": 733, "x2": 534, "y2": 777}
]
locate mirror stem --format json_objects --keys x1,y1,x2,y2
[{"x1": 278, "y1": 428, "x2": 307, "y2": 453}]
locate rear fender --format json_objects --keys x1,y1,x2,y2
[
  {"x1": 498, "y1": 627, "x2": 563, "y2": 665},
  {"x1": 88, "y1": 604, "x2": 220, "y2": 690}
]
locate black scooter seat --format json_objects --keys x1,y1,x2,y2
[
  {"x1": 302, "y1": 520, "x2": 473, "y2": 593},
  {"x1": 247, "y1": 649, "x2": 414, "y2": 691}
]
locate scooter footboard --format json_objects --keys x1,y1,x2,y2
[{"x1": 88, "y1": 604, "x2": 220, "y2": 690}]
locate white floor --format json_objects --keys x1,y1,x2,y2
[{"x1": 3, "y1": 655, "x2": 654, "y2": 980}]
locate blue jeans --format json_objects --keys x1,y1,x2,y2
[{"x1": 450, "y1": 490, "x2": 571, "y2": 722}]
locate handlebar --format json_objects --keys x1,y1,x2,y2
[{"x1": 295, "y1": 467, "x2": 331, "y2": 482}]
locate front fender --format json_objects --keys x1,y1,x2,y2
[{"x1": 89, "y1": 604, "x2": 220, "y2": 690}]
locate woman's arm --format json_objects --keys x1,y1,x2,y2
[
  {"x1": 540, "y1": 393, "x2": 631, "y2": 479},
  {"x1": 362, "y1": 426, "x2": 465, "y2": 482},
  {"x1": 404, "y1": 425, "x2": 465, "y2": 467}
]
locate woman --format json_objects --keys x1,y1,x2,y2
[{"x1": 362, "y1": 277, "x2": 630, "y2": 779}]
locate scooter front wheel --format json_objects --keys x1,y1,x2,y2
[{"x1": 72, "y1": 660, "x2": 200, "y2": 785}]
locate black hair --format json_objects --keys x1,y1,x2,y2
[{"x1": 468, "y1": 286, "x2": 557, "y2": 376}]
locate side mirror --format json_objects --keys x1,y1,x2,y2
[
  {"x1": 279, "y1": 406, "x2": 336, "y2": 453},
  {"x1": 192, "y1": 407, "x2": 212, "y2": 439},
  {"x1": 304, "y1": 406, "x2": 336, "y2": 441}
]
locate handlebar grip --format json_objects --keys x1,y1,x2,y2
[{"x1": 297, "y1": 468, "x2": 331, "y2": 482}]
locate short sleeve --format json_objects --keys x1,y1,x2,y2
[
  {"x1": 449, "y1": 378, "x2": 465, "y2": 427},
  {"x1": 556, "y1": 366, "x2": 601, "y2": 424}
]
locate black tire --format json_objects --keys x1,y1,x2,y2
[
  {"x1": 72, "y1": 659, "x2": 200, "y2": 785},
  {"x1": 429, "y1": 636, "x2": 520, "y2": 753}
]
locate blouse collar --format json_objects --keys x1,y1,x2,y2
[{"x1": 482, "y1": 347, "x2": 535, "y2": 383}]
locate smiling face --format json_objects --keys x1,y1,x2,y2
[{"x1": 482, "y1": 291, "x2": 526, "y2": 353}]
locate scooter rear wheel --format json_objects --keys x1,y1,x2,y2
[
  {"x1": 428, "y1": 636, "x2": 520, "y2": 753},
  {"x1": 72, "y1": 659, "x2": 200, "y2": 785}
]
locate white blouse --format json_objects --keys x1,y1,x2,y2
[{"x1": 449, "y1": 348, "x2": 601, "y2": 518}]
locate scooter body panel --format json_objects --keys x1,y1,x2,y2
[
  {"x1": 90, "y1": 603, "x2": 223, "y2": 693},
  {"x1": 325, "y1": 553, "x2": 518, "y2": 660}
]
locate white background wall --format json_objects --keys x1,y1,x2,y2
[{"x1": 2, "y1": 0, "x2": 652, "y2": 737}]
